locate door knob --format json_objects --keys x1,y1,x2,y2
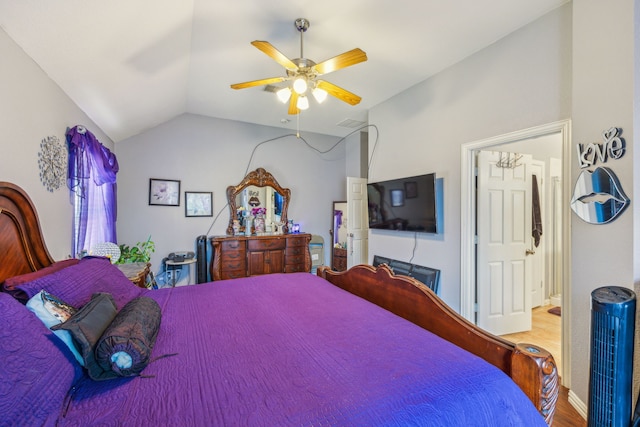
[{"x1": 526, "y1": 249, "x2": 535, "y2": 256}]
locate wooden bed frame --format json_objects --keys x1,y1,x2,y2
[
  {"x1": 0, "y1": 181, "x2": 558, "y2": 425},
  {"x1": 317, "y1": 266, "x2": 558, "y2": 425}
]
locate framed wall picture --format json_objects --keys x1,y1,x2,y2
[
  {"x1": 404, "y1": 181, "x2": 418, "y2": 199},
  {"x1": 185, "y1": 192, "x2": 213, "y2": 217},
  {"x1": 149, "y1": 178, "x2": 180, "y2": 206},
  {"x1": 391, "y1": 189, "x2": 404, "y2": 207}
]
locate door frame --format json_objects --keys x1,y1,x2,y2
[{"x1": 460, "y1": 119, "x2": 571, "y2": 386}]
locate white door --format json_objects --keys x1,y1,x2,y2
[
  {"x1": 477, "y1": 151, "x2": 533, "y2": 335},
  {"x1": 530, "y1": 161, "x2": 546, "y2": 309},
  {"x1": 347, "y1": 177, "x2": 368, "y2": 268}
]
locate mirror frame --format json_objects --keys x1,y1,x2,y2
[{"x1": 226, "y1": 168, "x2": 291, "y2": 235}]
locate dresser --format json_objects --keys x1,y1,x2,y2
[
  {"x1": 333, "y1": 247, "x2": 347, "y2": 272},
  {"x1": 210, "y1": 234, "x2": 311, "y2": 281}
]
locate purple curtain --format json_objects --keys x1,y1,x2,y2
[
  {"x1": 67, "y1": 125, "x2": 119, "y2": 257},
  {"x1": 333, "y1": 210, "x2": 343, "y2": 245}
]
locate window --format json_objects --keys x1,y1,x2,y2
[{"x1": 66, "y1": 126, "x2": 119, "y2": 257}]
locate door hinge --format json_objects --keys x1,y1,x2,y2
[
  {"x1": 474, "y1": 235, "x2": 478, "y2": 245},
  {"x1": 473, "y1": 303, "x2": 478, "y2": 313}
]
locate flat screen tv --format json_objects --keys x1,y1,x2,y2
[{"x1": 367, "y1": 173, "x2": 438, "y2": 234}]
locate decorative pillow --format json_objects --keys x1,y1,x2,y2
[
  {"x1": 2, "y1": 258, "x2": 79, "y2": 290},
  {"x1": 26, "y1": 290, "x2": 84, "y2": 365},
  {"x1": 52, "y1": 293, "x2": 118, "y2": 380},
  {"x1": 0, "y1": 292, "x2": 83, "y2": 426},
  {"x1": 95, "y1": 296, "x2": 162, "y2": 378},
  {"x1": 15, "y1": 256, "x2": 144, "y2": 309}
]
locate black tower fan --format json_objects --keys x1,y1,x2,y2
[{"x1": 588, "y1": 286, "x2": 635, "y2": 426}]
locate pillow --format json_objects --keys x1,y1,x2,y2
[
  {"x1": 15, "y1": 256, "x2": 144, "y2": 309},
  {"x1": 52, "y1": 293, "x2": 118, "y2": 380},
  {"x1": 2, "y1": 258, "x2": 79, "y2": 290},
  {"x1": 95, "y1": 296, "x2": 162, "y2": 378},
  {"x1": 26, "y1": 290, "x2": 84, "y2": 365},
  {"x1": 0, "y1": 292, "x2": 83, "y2": 426}
]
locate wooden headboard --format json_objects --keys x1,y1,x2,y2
[{"x1": 0, "y1": 182, "x2": 55, "y2": 284}]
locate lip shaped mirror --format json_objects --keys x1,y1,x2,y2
[
  {"x1": 226, "y1": 168, "x2": 291, "y2": 235},
  {"x1": 570, "y1": 166, "x2": 630, "y2": 224}
]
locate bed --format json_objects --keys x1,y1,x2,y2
[{"x1": 0, "y1": 181, "x2": 558, "y2": 426}]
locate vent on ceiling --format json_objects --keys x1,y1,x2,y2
[
  {"x1": 337, "y1": 118, "x2": 366, "y2": 129},
  {"x1": 263, "y1": 85, "x2": 283, "y2": 93}
]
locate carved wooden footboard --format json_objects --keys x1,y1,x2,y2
[{"x1": 317, "y1": 264, "x2": 558, "y2": 425}]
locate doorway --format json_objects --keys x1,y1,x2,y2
[{"x1": 460, "y1": 120, "x2": 571, "y2": 386}]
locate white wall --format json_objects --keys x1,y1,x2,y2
[
  {"x1": 368, "y1": 4, "x2": 572, "y2": 311},
  {"x1": 571, "y1": 0, "x2": 636, "y2": 407},
  {"x1": 0, "y1": 26, "x2": 113, "y2": 260},
  {"x1": 115, "y1": 113, "x2": 346, "y2": 276}
]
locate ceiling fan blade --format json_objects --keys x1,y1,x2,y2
[
  {"x1": 288, "y1": 92, "x2": 300, "y2": 115},
  {"x1": 230, "y1": 77, "x2": 286, "y2": 90},
  {"x1": 251, "y1": 41, "x2": 298, "y2": 70},
  {"x1": 313, "y1": 48, "x2": 367, "y2": 75},
  {"x1": 316, "y1": 80, "x2": 362, "y2": 106}
]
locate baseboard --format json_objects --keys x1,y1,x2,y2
[{"x1": 568, "y1": 389, "x2": 588, "y2": 420}]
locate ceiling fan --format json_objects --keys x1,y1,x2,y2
[{"x1": 230, "y1": 18, "x2": 367, "y2": 115}]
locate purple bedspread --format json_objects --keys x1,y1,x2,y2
[{"x1": 59, "y1": 273, "x2": 546, "y2": 426}]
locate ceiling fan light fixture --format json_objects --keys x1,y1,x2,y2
[
  {"x1": 276, "y1": 87, "x2": 291, "y2": 103},
  {"x1": 297, "y1": 95, "x2": 309, "y2": 110},
  {"x1": 312, "y1": 87, "x2": 328, "y2": 104},
  {"x1": 292, "y1": 77, "x2": 307, "y2": 95},
  {"x1": 230, "y1": 17, "x2": 367, "y2": 115}
]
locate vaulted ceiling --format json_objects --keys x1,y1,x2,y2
[{"x1": 0, "y1": 0, "x2": 568, "y2": 142}]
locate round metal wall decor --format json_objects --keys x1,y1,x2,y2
[{"x1": 38, "y1": 135, "x2": 67, "y2": 192}]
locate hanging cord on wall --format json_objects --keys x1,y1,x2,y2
[
  {"x1": 244, "y1": 124, "x2": 380, "y2": 175},
  {"x1": 205, "y1": 124, "x2": 379, "y2": 236},
  {"x1": 367, "y1": 124, "x2": 380, "y2": 177},
  {"x1": 409, "y1": 232, "x2": 418, "y2": 263},
  {"x1": 204, "y1": 202, "x2": 229, "y2": 236}
]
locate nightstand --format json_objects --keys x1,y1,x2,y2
[
  {"x1": 116, "y1": 262, "x2": 151, "y2": 288},
  {"x1": 165, "y1": 258, "x2": 197, "y2": 286}
]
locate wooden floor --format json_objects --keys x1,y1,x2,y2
[
  {"x1": 501, "y1": 305, "x2": 562, "y2": 373},
  {"x1": 555, "y1": 385, "x2": 587, "y2": 426},
  {"x1": 500, "y1": 305, "x2": 586, "y2": 426}
]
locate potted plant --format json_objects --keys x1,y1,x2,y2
[{"x1": 116, "y1": 236, "x2": 155, "y2": 264}]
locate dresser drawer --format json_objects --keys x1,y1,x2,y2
[
  {"x1": 285, "y1": 252, "x2": 306, "y2": 265},
  {"x1": 221, "y1": 249, "x2": 245, "y2": 262},
  {"x1": 220, "y1": 257, "x2": 245, "y2": 271},
  {"x1": 221, "y1": 270, "x2": 246, "y2": 280},
  {"x1": 248, "y1": 238, "x2": 285, "y2": 251},
  {"x1": 286, "y1": 236, "x2": 308, "y2": 247},
  {"x1": 284, "y1": 263, "x2": 308, "y2": 273},
  {"x1": 286, "y1": 246, "x2": 306, "y2": 257},
  {"x1": 220, "y1": 239, "x2": 244, "y2": 251}
]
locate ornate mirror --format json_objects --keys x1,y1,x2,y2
[{"x1": 226, "y1": 168, "x2": 291, "y2": 235}]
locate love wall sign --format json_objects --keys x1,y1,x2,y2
[{"x1": 571, "y1": 127, "x2": 630, "y2": 224}]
